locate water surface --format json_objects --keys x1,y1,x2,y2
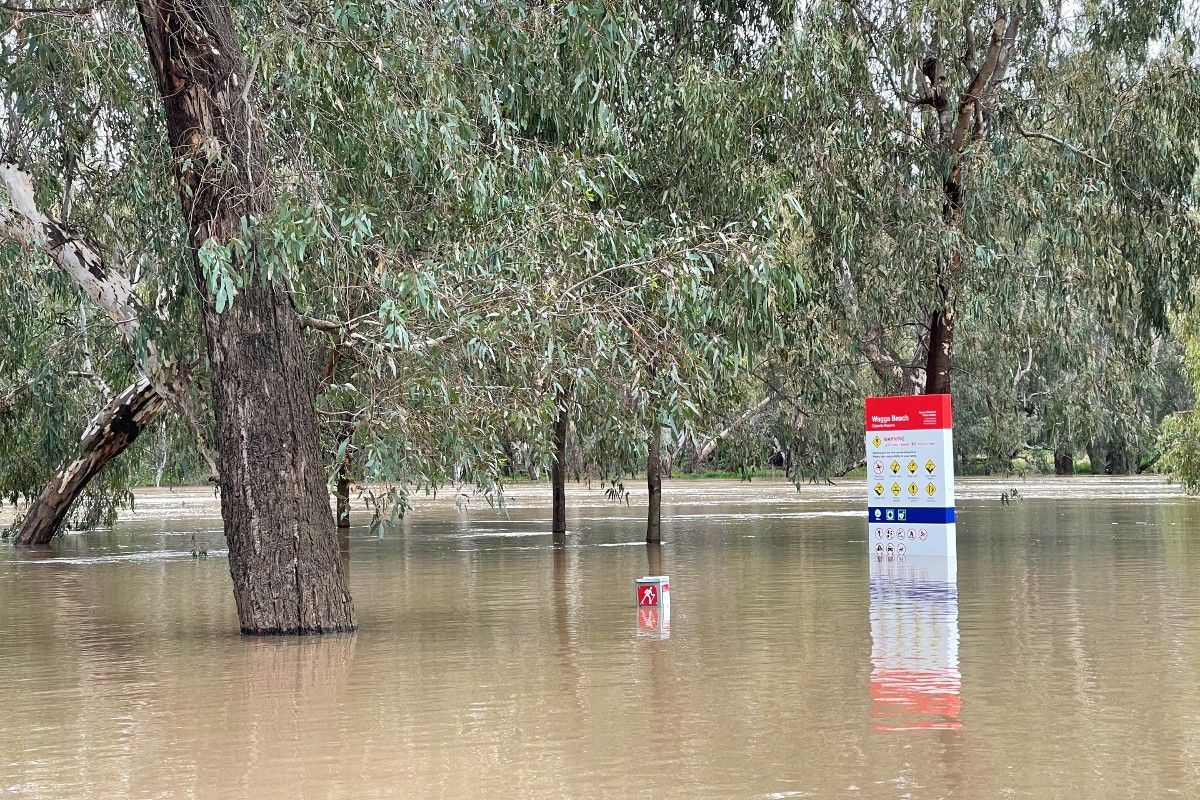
[{"x1": 2, "y1": 477, "x2": 1198, "y2": 798}]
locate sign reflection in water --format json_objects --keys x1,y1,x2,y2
[{"x1": 869, "y1": 558, "x2": 961, "y2": 732}]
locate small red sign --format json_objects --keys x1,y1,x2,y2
[
  {"x1": 865, "y1": 394, "x2": 953, "y2": 432},
  {"x1": 637, "y1": 584, "x2": 659, "y2": 606}
]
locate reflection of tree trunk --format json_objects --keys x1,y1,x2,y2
[
  {"x1": 646, "y1": 425, "x2": 662, "y2": 544},
  {"x1": 138, "y1": 0, "x2": 353, "y2": 634},
  {"x1": 337, "y1": 527, "x2": 351, "y2": 581},
  {"x1": 14, "y1": 379, "x2": 166, "y2": 546},
  {"x1": 551, "y1": 386, "x2": 569, "y2": 545},
  {"x1": 646, "y1": 541, "x2": 663, "y2": 576},
  {"x1": 1054, "y1": 447, "x2": 1074, "y2": 475}
]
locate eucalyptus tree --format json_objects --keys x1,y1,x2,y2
[{"x1": 771, "y1": 0, "x2": 1200, "y2": 398}]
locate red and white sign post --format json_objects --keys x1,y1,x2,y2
[
  {"x1": 865, "y1": 394, "x2": 957, "y2": 562},
  {"x1": 635, "y1": 576, "x2": 671, "y2": 639}
]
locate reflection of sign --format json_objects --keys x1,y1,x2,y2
[
  {"x1": 636, "y1": 606, "x2": 670, "y2": 639},
  {"x1": 869, "y1": 563, "x2": 961, "y2": 733}
]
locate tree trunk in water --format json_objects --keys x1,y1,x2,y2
[
  {"x1": 137, "y1": 0, "x2": 354, "y2": 634},
  {"x1": 1106, "y1": 443, "x2": 1134, "y2": 475},
  {"x1": 12, "y1": 380, "x2": 166, "y2": 546},
  {"x1": 646, "y1": 425, "x2": 662, "y2": 544},
  {"x1": 551, "y1": 388, "x2": 569, "y2": 545},
  {"x1": 1086, "y1": 440, "x2": 1108, "y2": 475},
  {"x1": 1054, "y1": 447, "x2": 1075, "y2": 475}
]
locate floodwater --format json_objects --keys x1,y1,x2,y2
[{"x1": 2, "y1": 477, "x2": 1199, "y2": 799}]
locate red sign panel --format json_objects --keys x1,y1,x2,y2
[
  {"x1": 865, "y1": 394, "x2": 953, "y2": 432},
  {"x1": 637, "y1": 584, "x2": 660, "y2": 606}
]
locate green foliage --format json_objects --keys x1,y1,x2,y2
[{"x1": 2, "y1": 0, "x2": 1199, "y2": 532}]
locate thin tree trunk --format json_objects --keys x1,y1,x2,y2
[
  {"x1": 551, "y1": 387, "x2": 569, "y2": 545},
  {"x1": 336, "y1": 475, "x2": 351, "y2": 531},
  {"x1": 646, "y1": 424, "x2": 662, "y2": 544},
  {"x1": 13, "y1": 379, "x2": 166, "y2": 546},
  {"x1": 137, "y1": 0, "x2": 353, "y2": 634}
]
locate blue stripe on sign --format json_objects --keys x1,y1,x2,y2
[{"x1": 865, "y1": 506, "x2": 956, "y2": 524}]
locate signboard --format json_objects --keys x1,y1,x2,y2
[
  {"x1": 865, "y1": 394, "x2": 956, "y2": 561},
  {"x1": 635, "y1": 576, "x2": 670, "y2": 611}
]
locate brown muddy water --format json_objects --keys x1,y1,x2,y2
[{"x1": 1, "y1": 477, "x2": 1199, "y2": 799}]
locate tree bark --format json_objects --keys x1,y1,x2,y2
[
  {"x1": 12, "y1": 379, "x2": 166, "y2": 546},
  {"x1": 1086, "y1": 439, "x2": 1108, "y2": 475},
  {"x1": 646, "y1": 424, "x2": 662, "y2": 544},
  {"x1": 137, "y1": 0, "x2": 354, "y2": 634},
  {"x1": 1054, "y1": 447, "x2": 1075, "y2": 475},
  {"x1": 1, "y1": 162, "x2": 218, "y2": 544},
  {"x1": 921, "y1": 12, "x2": 1019, "y2": 396},
  {"x1": 551, "y1": 386, "x2": 569, "y2": 545}
]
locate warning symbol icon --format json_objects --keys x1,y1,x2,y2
[
  {"x1": 874, "y1": 482, "x2": 884, "y2": 497},
  {"x1": 907, "y1": 482, "x2": 918, "y2": 497},
  {"x1": 925, "y1": 481, "x2": 937, "y2": 497},
  {"x1": 925, "y1": 459, "x2": 936, "y2": 473},
  {"x1": 907, "y1": 459, "x2": 918, "y2": 474},
  {"x1": 872, "y1": 435, "x2": 882, "y2": 448},
  {"x1": 891, "y1": 482, "x2": 902, "y2": 498},
  {"x1": 889, "y1": 460, "x2": 900, "y2": 474}
]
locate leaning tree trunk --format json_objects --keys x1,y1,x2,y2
[
  {"x1": 551, "y1": 387, "x2": 569, "y2": 546},
  {"x1": 12, "y1": 380, "x2": 166, "y2": 546},
  {"x1": 646, "y1": 425, "x2": 662, "y2": 544},
  {"x1": 1, "y1": 163, "x2": 217, "y2": 545},
  {"x1": 137, "y1": 0, "x2": 353, "y2": 634}
]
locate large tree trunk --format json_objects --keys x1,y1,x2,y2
[
  {"x1": 13, "y1": 380, "x2": 166, "y2": 546},
  {"x1": 646, "y1": 425, "x2": 662, "y2": 544},
  {"x1": 551, "y1": 388, "x2": 569, "y2": 546},
  {"x1": 137, "y1": 0, "x2": 353, "y2": 634}
]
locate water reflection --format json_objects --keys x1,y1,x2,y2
[{"x1": 869, "y1": 558, "x2": 961, "y2": 733}]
